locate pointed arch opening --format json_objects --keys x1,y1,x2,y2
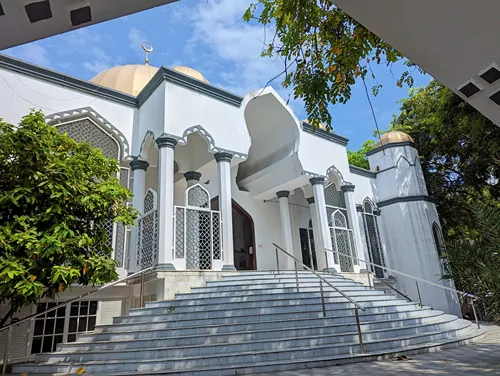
[{"x1": 361, "y1": 198, "x2": 386, "y2": 278}]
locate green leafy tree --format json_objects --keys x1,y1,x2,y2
[
  {"x1": 244, "y1": 0, "x2": 421, "y2": 128},
  {"x1": 0, "y1": 111, "x2": 137, "y2": 327},
  {"x1": 347, "y1": 140, "x2": 376, "y2": 169}
]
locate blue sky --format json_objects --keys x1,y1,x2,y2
[{"x1": 3, "y1": 0, "x2": 430, "y2": 151}]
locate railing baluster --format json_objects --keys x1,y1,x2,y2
[
  {"x1": 140, "y1": 270, "x2": 145, "y2": 308},
  {"x1": 415, "y1": 280, "x2": 423, "y2": 307},
  {"x1": 2, "y1": 326, "x2": 13, "y2": 375},
  {"x1": 294, "y1": 260, "x2": 300, "y2": 292},
  {"x1": 470, "y1": 298, "x2": 481, "y2": 329},
  {"x1": 275, "y1": 247, "x2": 280, "y2": 273},
  {"x1": 319, "y1": 280, "x2": 326, "y2": 317},
  {"x1": 354, "y1": 306, "x2": 364, "y2": 354}
]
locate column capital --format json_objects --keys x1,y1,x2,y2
[
  {"x1": 184, "y1": 171, "x2": 201, "y2": 182},
  {"x1": 341, "y1": 184, "x2": 356, "y2": 193},
  {"x1": 129, "y1": 158, "x2": 150, "y2": 171},
  {"x1": 276, "y1": 190, "x2": 290, "y2": 199},
  {"x1": 214, "y1": 152, "x2": 233, "y2": 163},
  {"x1": 307, "y1": 197, "x2": 315, "y2": 204},
  {"x1": 156, "y1": 136, "x2": 178, "y2": 149},
  {"x1": 309, "y1": 176, "x2": 325, "y2": 186}
]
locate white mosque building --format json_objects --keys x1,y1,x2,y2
[{"x1": 0, "y1": 52, "x2": 461, "y2": 363}]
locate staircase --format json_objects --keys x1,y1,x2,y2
[{"x1": 13, "y1": 271, "x2": 484, "y2": 375}]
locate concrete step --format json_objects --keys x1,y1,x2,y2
[
  {"x1": 113, "y1": 301, "x2": 419, "y2": 324},
  {"x1": 190, "y1": 281, "x2": 364, "y2": 292},
  {"x1": 14, "y1": 321, "x2": 474, "y2": 374},
  {"x1": 85, "y1": 308, "x2": 439, "y2": 340},
  {"x1": 130, "y1": 295, "x2": 405, "y2": 315},
  {"x1": 56, "y1": 314, "x2": 456, "y2": 353}
]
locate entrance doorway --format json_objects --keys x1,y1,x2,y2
[{"x1": 211, "y1": 198, "x2": 256, "y2": 270}]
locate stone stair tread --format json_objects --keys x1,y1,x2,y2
[
  {"x1": 75, "y1": 310, "x2": 445, "y2": 343},
  {"x1": 54, "y1": 315, "x2": 457, "y2": 355},
  {"x1": 28, "y1": 322, "x2": 473, "y2": 369}
]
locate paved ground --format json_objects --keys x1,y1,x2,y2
[{"x1": 265, "y1": 322, "x2": 500, "y2": 376}]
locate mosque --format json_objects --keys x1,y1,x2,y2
[{"x1": 0, "y1": 48, "x2": 460, "y2": 362}]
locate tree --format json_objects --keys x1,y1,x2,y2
[
  {"x1": 244, "y1": 0, "x2": 421, "y2": 128},
  {"x1": 347, "y1": 140, "x2": 375, "y2": 170},
  {"x1": 0, "y1": 111, "x2": 137, "y2": 327}
]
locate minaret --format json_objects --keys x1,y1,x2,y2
[{"x1": 366, "y1": 131, "x2": 460, "y2": 316}]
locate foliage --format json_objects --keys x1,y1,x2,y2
[
  {"x1": 444, "y1": 201, "x2": 500, "y2": 321},
  {"x1": 244, "y1": 0, "x2": 422, "y2": 128},
  {"x1": 347, "y1": 140, "x2": 376, "y2": 170},
  {"x1": 0, "y1": 111, "x2": 137, "y2": 327},
  {"x1": 389, "y1": 80, "x2": 500, "y2": 236}
]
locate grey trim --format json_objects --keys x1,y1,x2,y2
[
  {"x1": 377, "y1": 195, "x2": 437, "y2": 208},
  {"x1": 309, "y1": 177, "x2": 325, "y2": 186},
  {"x1": 129, "y1": 158, "x2": 149, "y2": 171},
  {"x1": 307, "y1": 197, "x2": 315, "y2": 204},
  {"x1": 349, "y1": 165, "x2": 377, "y2": 179},
  {"x1": 302, "y1": 121, "x2": 349, "y2": 146},
  {"x1": 214, "y1": 152, "x2": 233, "y2": 163},
  {"x1": 156, "y1": 136, "x2": 177, "y2": 149},
  {"x1": 0, "y1": 54, "x2": 243, "y2": 109},
  {"x1": 137, "y1": 66, "x2": 243, "y2": 108},
  {"x1": 0, "y1": 54, "x2": 137, "y2": 107},
  {"x1": 341, "y1": 184, "x2": 355, "y2": 193},
  {"x1": 276, "y1": 190, "x2": 290, "y2": 199},
  {"x1": 366, "y1": 141, "x2": 417, "y2": 156},
  {"x1": 184, "y1": 171, "x2": 202, "y2": 182}
]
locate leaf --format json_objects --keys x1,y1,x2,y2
[{"x1": 76, "y1": 368, "x2": 86, "y2": 374}]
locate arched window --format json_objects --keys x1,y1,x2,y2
[
  {"x1": 186, "y1": 185, "x2": 210, "y2": 208},
  {"x1": 137, "y1": 189, "x2": 158, "y2": 269},
  {"x1": 324, "y1": 183, "x2": 348, "y2": 226},
  {"x1": 361, "y1": 198, "x2": 386, "y2": 278}
]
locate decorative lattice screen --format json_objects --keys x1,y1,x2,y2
[{"x1": 361, "y1": 198, "x2": 385, "y2": 278}]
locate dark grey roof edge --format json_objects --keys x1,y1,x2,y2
[
  {"x1": 377, "y1": 195, "x2": 436, "y2": 208},
  {"x1": 0, "y1": 54, "x2": 137, "y2": 107},
  {"x1": 137, "y1": 67, "x2": 244, "y2": 108},
  {"x1": 349, "y1": 165, "x2": 376, "y2": 178},
  {"x1": 301, "y1": 122, "x2": 349, "y2": 146},
  {"x1": 366, "y1": 141, "x2": 417, "y2": 156}
]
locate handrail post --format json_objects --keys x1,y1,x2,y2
[
  {"x1": 294, "y1": 260, "x2": 300, "y2": 292},
  {"x1": 354, "y1": 306, "x2": 364, "y2": 354},
  {"x1": 2, "y1": 326, "x2": 13, "y2": 375},
  {"x1": 319, "y1": 280, "x2": 326, "y2": 317},
  {"x1": 275, "y1": 247, "x2": 280, "y2": 274},
  {"x1": 367, "y1": 272, "x2": 373, "y2": 289},
  {"x1": 140, "y1": 270, "x2": 145, "y2": 308},
  {"x1": 471, "y1": 298, "x2": 481, "y2": 329},
  {"x1": 415, "y1": 280, "x2": 423, "y2": 307}
]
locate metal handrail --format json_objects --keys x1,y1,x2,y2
[
  {"x1": 273, "y1": 243, "x2": 365, "y2": 353},
  {"x1": 369, "y1": 273, "x2": 413, "y2": 303},
  {"x1": 1, "y1": 266, "x2": 155, "y2": 374},
  {"x1": 324, "y1": 247, "x2": 481, "y2": 329}
]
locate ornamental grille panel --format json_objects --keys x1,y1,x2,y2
[
  {"x1": 137, "y1": 189, "x2": 159, "y2": 269},
  {"x1": 325, "y1": 183, "x2": 346, "y2": 208},
  {"x1": 361, "y1": 199, "x2": 385, "y2": 278},
  {"x1": 187, "y1": 185, "x2": 210, "y2": 208},
  {"x1": 174, "y1": 206, "x2": 222, "y2": 270},
  {"x1": 56, "y1": 119, "x2": 120, "y2": 160},
  {"x1": 329, "y1": 210, "x2": 356, "y2": 272},
  {"x1": 114, "y1": 167, "x2": 130, "y2": 267}
]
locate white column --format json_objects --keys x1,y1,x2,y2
[
  {"x1": 310, "y1": 177, "x2": 337, "y2": 272},
  {"x1": 128, "y1": 158, "x2": 149, "y2": 272},
  {"x1": 277, "y1": 191, "x2": 295, "y2": 270},
  {"x1": 215, "y1": 152, "x2": 235, "y2": 270},
  {"x1": 342, "y1": 184, "x2": 367, "y2": 272},
  {"x1": 307, "y1": 197, "x2": 328, "y2": 271},
  {"x1": 184, "y1": 171, "x2": 201, "y2": 188},
  {"x1": 156, "y1": 136, "x2": 177, "y2": 271}
]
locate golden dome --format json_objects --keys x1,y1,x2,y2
[
  {"x1": 375, "y1": 131, "x2": 414, "y2": 148},
  {"x1": 172, "y1": 66, "x2": 209, "y2": 83},
  {"x1": 91, "y1": 65, "x2": 208, "y2": 96},
  {"x1": 91, "y1": 65, "x2": 160, "y2": 96}
]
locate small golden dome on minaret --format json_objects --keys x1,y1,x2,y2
[{"x1": 375, "y1": 131, "x2": 414, "y2": 148}]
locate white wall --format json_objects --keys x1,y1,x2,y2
[
  {"x1": 0, "y1": 68, "x2": 135, "y2": 153},
  {"x1": 136, "y1": 81, "x2": 166, "y2": 156}
]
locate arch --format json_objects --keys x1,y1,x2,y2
[
  {"x1": 326, "y1": 165, "x2": 345, "y2": 187},
  {"x1": 45, "y1": 107, "x2": 130, "y2": 159},
  {"x1": 363, "y1": 197, "x2": 376, "y2": 214},
  {"x1": 186, "y1": 184, "x2": 210, "y2": 208},
  {"x1": 139, "y1": 131, "x2": 155, "y2": 160},
  {"x1": 144, "y1": 189, "x2": 158, "y2": 214},
  {"x1": 180, "y1": 125, "x2": 216, "y2": 153},
  {"x1": 332, "y1": 210, "x2": 348, "y2": 229}
]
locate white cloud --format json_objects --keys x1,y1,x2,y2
[
  {"x1": 180, "y1": 1, "x2": 293, "y2": 97},
  {"x1": 128, "y1": 28, "x2": 149, "y2": 58},
  {"x1": 16, "y1": 43, "x2": 51, "y2": 67}
]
